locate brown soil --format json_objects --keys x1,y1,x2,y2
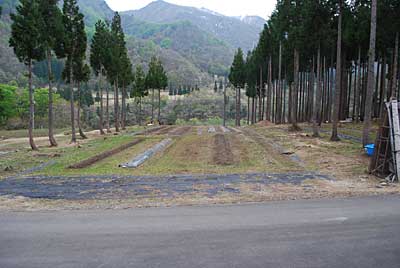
[
  {"x1": 213, "y1": 134, "x2": 234, "y2": 165},
  {"x1": 228, "y1": 127, "x2": 243, "y2": 134},
  {"x1": 137, "y1": 126, "x2": 164, "y2": 135},
  {"x1": 256, "y1": 120, "x2": 272, "y2": 127},
  {"x1": 152, "y1": 126, "x2": 175, "y2": 135},
  {"x1": 69, "y1": 138, "x2": 144, "y2": 169},
  {"x1": 169, "y1": 126, "x2": 192, "y2": 136},
  {"x1": 242, "y1": 127, "x2": 302, "y2": 170},
  {"x1": 230, "y1": 134, "x2": 249, "y2": 163}
]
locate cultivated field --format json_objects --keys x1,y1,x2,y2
[{"x1": 0, "y1": 122, "x2": 398, "y2": 211}]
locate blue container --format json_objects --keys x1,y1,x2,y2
[{"x1": 365, "y1": 144, "x2": 375, "y2": 156}]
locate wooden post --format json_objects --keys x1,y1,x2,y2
[{"x1": 390, "y1": 101, "x2": 400, "y2": 180}]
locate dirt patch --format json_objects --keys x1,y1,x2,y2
[
  {"x1": 197, "y1": 127, "x2": 204, "y2": 136},
  {"x1": 228, "y1": 127, "x2": 242, "y2": 134},
  {"x1": 130, "y1": 126, "x2": 163, "y2": 136},
  {"x1": 256, "y1": 120, "x2": 272, "y2": 127},
  {"x1": 213, "y1": 134, "x2": 234, "y2": 165},
  {"x1": 230, "y1": 134, "x2": 249, "y2": 164},
  {"x1": 152, "y1": 126, "x2": 175, "y2": 135},
  {"x1": 69, "y1": 138, "x2": 144, "y2": 169},
  {"x1": 242, "y1": 127, "x2": 304, "y2": 169},
  {"x1": 169, "y1": 126, "x2": 192, "y2": 136},
  {"x1": 220, "y1": 126, "x2": 230, "y2": 133}
]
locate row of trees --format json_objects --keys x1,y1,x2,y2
[
  {"x1": 9, "y1": 0, "x2": 168, "y2": 150},
  {"x1": 0, "y1": 84, "x2": 63, "y2": 126},
  {"x1": 230, "y1": 0, "x2": 399, "y2": 146},
  {"x1": 169, "y1": 85, "x2": 200, "y2": 96}
]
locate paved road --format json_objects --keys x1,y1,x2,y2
[{"x1": 1, "y1": 195, "x2": 400, "y2": 268}]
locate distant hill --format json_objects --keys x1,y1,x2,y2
[
  {"x1": 236, "y1": 16, "x2": 267, "y2": 29},
  {"x1": 121, "y1": 17, "x2": 233, "y2": 76},
  {"x1": 122, "y1": 0, "x2": 265, "y2": 52},
  {"x1": 73, "y1": 0, "x2": 114, "y2": 27},
  {"x1": 0, "y1": 0, "x2": 264, "y2": 86}
]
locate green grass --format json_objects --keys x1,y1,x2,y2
[
  {"x1": 251, "y1": 124, "x2": 367, "y2": 175},
  {"x1": 133, "y1": 131, "x2": 296, "y2": 175},
  {"x1": 0, "y1": 123, "x2": 371, "y2": 179},
  {"x1": 39, "y1": 136, "x2": 163, "y2": 176},
  {"x1": 0, "y1": 128, "x2": 69, "y2": 139},
  {"x1": 0, "y1": 126, "x2": 150, "y2": 178}
]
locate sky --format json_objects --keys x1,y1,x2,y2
[{"x1": 105, "y1": 0, "x2": 276, "y2": 19}]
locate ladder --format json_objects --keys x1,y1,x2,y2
[{"x1": 370, "y1": 101, "x2": 400, "y2": 182}]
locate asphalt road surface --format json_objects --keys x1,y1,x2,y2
[{"x1": 1, "y1": 195, "x2": 400, "y2": 268}]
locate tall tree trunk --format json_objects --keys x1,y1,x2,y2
[
  {"x1": 352, "y1": 56, "x2": 358, "y2": 120},
  {"x1": 247, "y1": 96, "x2": 250, "y2": 125},
  {"x1": 236, "y1": 86, "x2": 241, "y2": 126},
  {"x1": 151, "y1": 88, "x2": 155, "y2": 123},
  {"x1": 28, "y1": 60, "x2": 38, "y2": 151},
  {"x1": 391, "y1": 32, "x2": 399, "y2": 99},
  {"x1": 291, "y1": 49, "x2": 301, "y2": 131},
  {"x1": 362, "y1": 0, "x2": 377, "y2": 146},
  {"x1": 223, "y1": 82, "x2": 226, "y2": 126},
  {"x1": 302, "y1": 71, "x2": 307, "y2": 121},
  {"x1": 300, "y1": 72, "x2": 304, "y2": 121},
  {"x1": 346, "y1": 68, "x2": 352, "y2": 119},
  {"x1": 309, "y1": 56, "x2": 315, "y2": 122},
  {"x1": 235, "y1": 86, "x2": 238, "y2": 126},
  {"x1": 238, "y1": 86, "x2": 241, "y2": 126},
  {"x1": 288, "y1": 80, "x2": 292, "y2": 123},
  {"x1": 121, "y1": 83, "x2": 126, "y2": 130},
  {"x1": 114, "y1": 78, "x2": 120, "y2": 132},
  {"x1": 46, "y1": 49, "x2": 57, "y2": 147},
  {"x1": 262, "y1": 92, "x2": 265, "y2": 121},
  {"x1": 255, "y1": 96, "x2": 258, "y2": 123},
  {"x1": 106, "y1": 86, "x2": 111, "y2": 133},
  {"x1": 251, "y1": 97, "x2": 255, "y2": 124},
  {"x1": 379, "y1": 55, "x2": 387, "y2": 120},
  {"x1": 69, "y1": 58, "x2": 76, "y2": 143},
  {"x1": 339, "y1": 50, "x2": 347, "y2": 120},
  {"x1": 328, "y1": 51, "x2": 335, "y2": 123},
  {"x1": 139, "y1": 98, "x2": 142, "y2": 126},
  {"x1": 277, "y1": 41, "x2": 282, "y2": 124},
  {"x1": 313, "y1": 45, "x2": 322, "y2": 137},
  {"x1": 259, "y1": 66, "x2": 263, "y2": 121},
  {"x1": 355, "y1": 46, "x2": 362, "y2": 123},
  {"x1": 99, "y1": 70, "x2": 105, "y2": 135},
  {"x1": 235, "y1": 87, "x2": 240, "y2": 126},
  {"x1": 77, "y1": 82, "x2": 87, "y2": 139},
  {"x1": 322, "y1": 57, "x2": 328, "y2": 122},
  {"x1": 158, "y1": 88, "x2": 161, "y2": 123},
  {"x1": 267, "y1": 56, "x2": 272, "y2": 121},
  {"x1": 272, "y1": 80, "x2": 275, "y2": 123},
  {"x1": 373, "y1": 57, "x2": 380, "y2": 117},
  {"x1": 331, "y1": 0, "x2": 343, "y2": 142}
]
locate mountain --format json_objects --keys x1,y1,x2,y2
[
  {"x1": 122, "y1": 0, "x2": 264, "y2": 52},
  {"x1": 237, "y1": 16, "x2": 266, "y2": 29},
  {"x1": 61, "y1": 0, "x2": 114, "y2": 27},
  {"x1": 0, "y1": 0, "x2": 264, "y2": 86},
  {"x1": 0, "y1": 0, "x2": 18, "y2": 14},
  {"x1": 121, "y1": 17, "x2": 233, "y2": 75}
]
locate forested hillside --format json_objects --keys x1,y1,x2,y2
[
  {"x1": 0, "y1": 0, "x2": 264, "y2": 86},
  {"x1": 121, "y1": 0, "x2": 263, "y2": 52}
]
